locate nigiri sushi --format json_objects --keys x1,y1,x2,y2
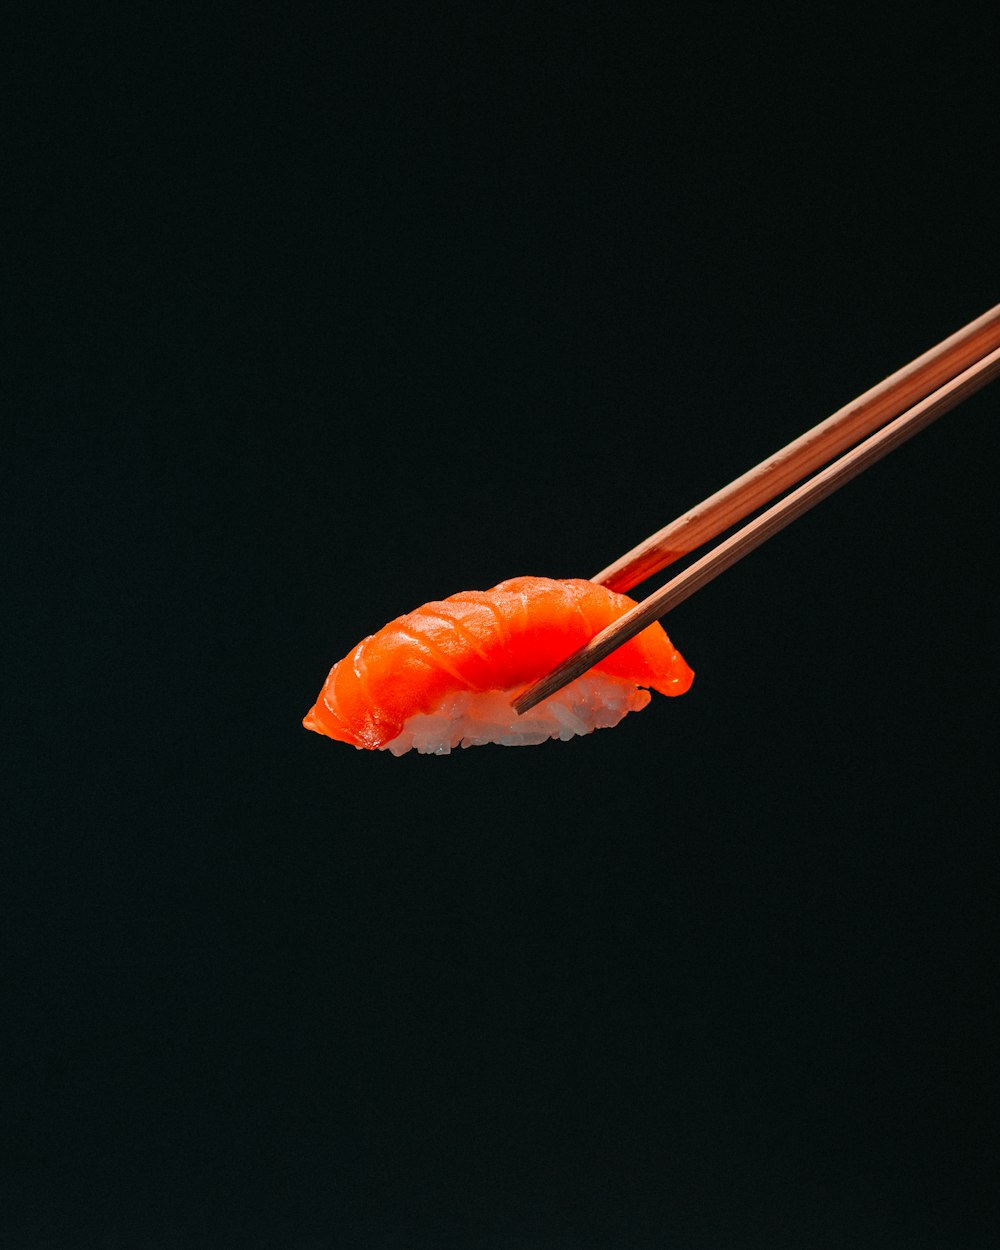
[{"x1": 303, "y1": 576, "x2": 693, "y2": 755}]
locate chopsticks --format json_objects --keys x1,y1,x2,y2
[
  {"x1": 514, "y1": 306, "x2": 1000, "y2": 716},
  {"x1": 593, "y1": 303, "x2": 1000, "y2": 593}
]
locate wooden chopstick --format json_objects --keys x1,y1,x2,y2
[
  {"x1": 593, "y1": 303, "x2": 1000, "y2": 594},
  {"x1": 514, "y1": 341, "x2": 1000, "y2": 715}
]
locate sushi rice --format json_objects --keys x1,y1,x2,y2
[{"x1": 382, "y1": 673, "x2": 651, "y2": 755}]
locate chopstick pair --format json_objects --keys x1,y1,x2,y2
[{"x1": 514, "y1": 303, "x2": 1000, "y2": 715}]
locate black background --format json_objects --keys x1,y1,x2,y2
[{"x1": 7, "y1": 4, "x2": 999, "y2": 1247}]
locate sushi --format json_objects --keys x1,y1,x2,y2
[{"x1": 303, "y1": 576, "x2": 693, "y2": 755}]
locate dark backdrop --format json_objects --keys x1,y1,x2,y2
[{"x1": 7, "y1": 5, "x2": 999, "y2": 1247}]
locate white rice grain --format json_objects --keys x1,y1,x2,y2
[{"x1": 382, "y1": 674, "x2": 651, "y2": 756}]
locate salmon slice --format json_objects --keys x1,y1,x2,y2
[{"x1": 303, "y1": 576, "x2": 693, "y2": 752}]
